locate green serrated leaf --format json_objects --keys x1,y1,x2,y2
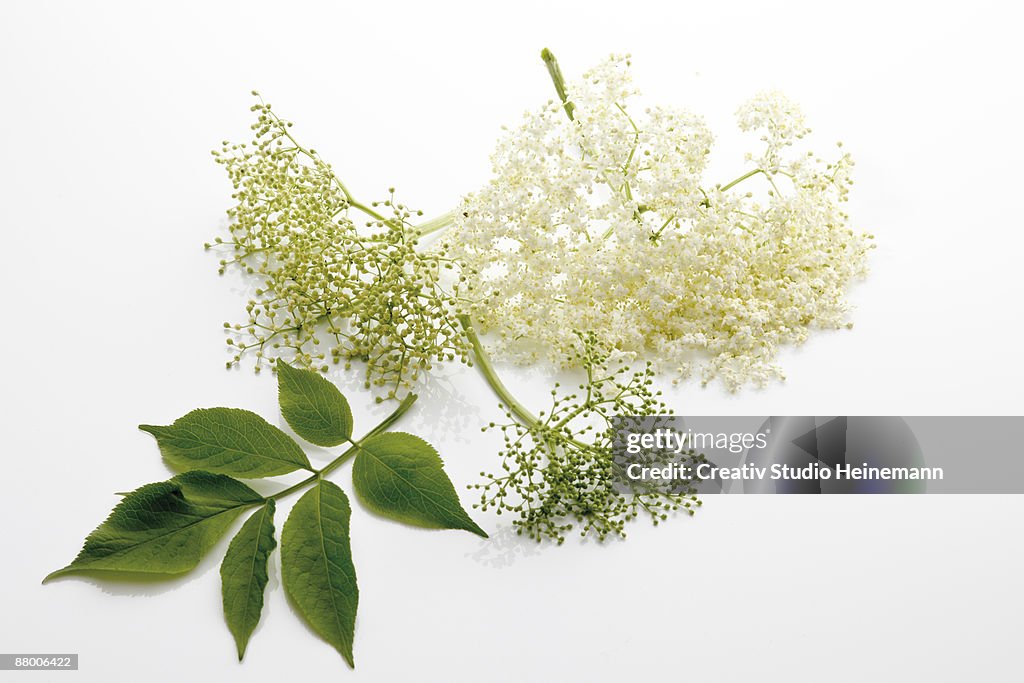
[
  {"x1": 281, "y1": 480, "x2": 358, "y2": 667},
  {"x1": 277, "y1": 362, "x2": 353, "y2": 447},
  {"x1": 353, "y1": 432, "x2": 487, "y2": 538},
  {"x1": 45, "y1": 476, "x2": 260, "y2": 581},
  {"x1": 172, "y1": 470, "x2": 265, "y2": 509},
  {"x1": 140, "y1": 408, "x2": 312, "y2": 478},
  {"x1": 221, "y1": 500, "x2": 277, "y2": 660}
]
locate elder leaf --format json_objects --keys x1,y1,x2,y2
[
  {"x1": 353, "y1": 432, "x2": 487, "y2": 537},
  {"x1": 45, "y1": 475, "x2": 261, "y2": 581},
  {"x1": 140, "y1": 408, "x2": 311, "y2": 477},
  {"x1": 277, "y1": 362, "x2": 353, "y2": 447},
  {"x1": 281, "y1": 480, "x2": 358, "y2": 668},
  {"x1": 221, "y1": 499, "x2": 277, "y2": 660},
  {"x1": 172, "y1": 470, "x2": 265, "y2": 509}
]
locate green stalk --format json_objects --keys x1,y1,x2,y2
[
  {"x1": 348, "y1": 198, "x2": 390, "y2": 223},
  {"x1": 541, "y1": 48, "x2": 575, "y2": 122},
  {"x1": 458, "y1": 314, "x2": 539, "y2": 426},
  {"x1": 415, "y1": 210, "x2": 457, "y2": 238},
  {"x1": 459, "y1": 314, "x2": 597, "y2": 451},
  {"x1": 719, "y1": 168, "x2": 763, "y2": 192}
]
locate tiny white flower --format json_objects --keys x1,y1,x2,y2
[{"x1": 443, "y1": 56, "x2": 872, "y2": 391}]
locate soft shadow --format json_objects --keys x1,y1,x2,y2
[
  {"x1": 43, "y1": 555, "x2": 217, "y2": 598},
  {"x1": 400, "y1": 371, "x2": 483, "y2": 443},
  {"x1": 464, "y1": 524, "x2": 544, "y2": 569}
]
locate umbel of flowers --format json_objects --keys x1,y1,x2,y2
[{"x1": 446, "y1": 53, "x2": 873, "y2": 390}]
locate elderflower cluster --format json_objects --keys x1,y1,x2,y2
[
  {"x1": 445, "y1": 55, "x2": 874, "y2": 390},
  {"x1": 210, "y1": 98, "x2": 471, "y2": 397},
  {"x1": 473, "y1": 332, "x2": 702, "y2": 543}
]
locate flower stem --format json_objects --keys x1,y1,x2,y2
[
  {"x1": 458, "y1": 314, "x2": 540, "y2": 426},
  {"x1": 719, "y1": 168, "x2": 763, "y2": 192},
  {"x1": 541, "y1": 48, "x2": 575, "y2": 122},
  {"x1": 415, "y1": 210, "x2": 457, "y2": 238},
  {"x1": 348, "y1": 198, "x2": 390, "y2": 223},
  {"x1": 460, "y1": 315, "x2": 596, "y2": 451}
]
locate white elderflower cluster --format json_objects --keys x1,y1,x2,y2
[{"x1": 444, "y1": 55, "x2": 874, "y2": 390}]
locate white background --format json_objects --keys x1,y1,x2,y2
[{"x1": 2, "y1": 1, "x2": 1023, "y2": 681}]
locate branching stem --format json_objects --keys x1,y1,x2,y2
[{"x1": 268, "y1": 393, "x2": 417, "y2": 501}]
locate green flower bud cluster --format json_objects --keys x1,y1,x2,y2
[
  {"x1": 209, "y1": 97, "x2": 471, "y2": 397},
  {"x1": 471, "y1": 332, "x2": 702, "y2": 543}
]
